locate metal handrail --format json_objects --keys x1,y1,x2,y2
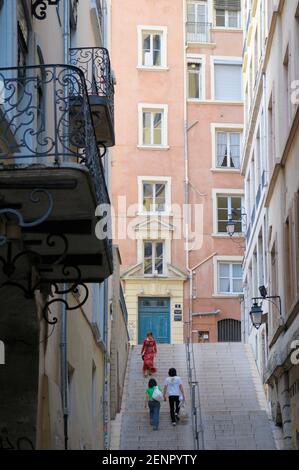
[{"x1": 185, "y1": 340, "x2": 204, "y2": 450}]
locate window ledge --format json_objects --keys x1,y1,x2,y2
[
  {"x1": 187, "y1": 41, "x2": 216, "y2": 48},
  {"x1": 212, "y1": 293, "x2": 242, "y2": 298},
  {"x1": 212, "y1": 233, "x2": 245, "y2": 239},
  {"x1": 210, "y1": 168, "x2": 241, "y2": 173},
  {"x1": 191, "y1": 100, "x2": 243, "y2": 105},
  {"x1": 210, "y1": 100, "x2": 244, "y2": 105},
  {"x1": 211, "y1": 27, "x2": 243, "y2": 33},
  {"x1": 137, "y1": 211, "x2": 173, "y2": 217},
  {"x1": 187, "y1": 98, "x2": 206, "y2": 103},
  {"x1": 137, "y1": 66, "x2": 169, "y2": 72},
  {"x1": 137, "y1": 145, "x2": 170, "y2": 151}
]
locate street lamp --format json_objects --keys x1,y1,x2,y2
[
  {"x1": 226, "y1": 209, "x2": 247, "y2": 237},
  {"x1": 249, "y1": 302, "x2": 263, "y2": 329},
  {"x1": 249, "y1": 286, "x2": 283, "y2": 330},
  {"x1": 226, "y1": 217, "x2": 236, "y2": 237}
]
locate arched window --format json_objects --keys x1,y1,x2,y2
[{"x1": 217, "y1": 318, "x2": 241, "y2": 342}]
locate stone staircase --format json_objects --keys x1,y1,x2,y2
[
  {"x1": 192, "y1": 343, "x2": 280, "y2": 450},
  {"x1": 111, "y1": 344, "x2": 194, "y2": 450},
  {"x1": 110, "y1": 342, "x2": 281, "y2": 450}
]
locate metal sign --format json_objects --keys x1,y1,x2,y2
[{"x1": 31, "y1": 0, "x2": 61, "y2": 20}]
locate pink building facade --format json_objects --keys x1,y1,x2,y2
[{"x1": 110, "y1": 0, "x2": 244, "y2": 345}]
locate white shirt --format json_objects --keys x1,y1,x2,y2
[{"x1": 164, "y1": 376, "x2": 182, "y2": 396}]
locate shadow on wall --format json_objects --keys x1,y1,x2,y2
[{"x1": 0, "y1": 287, "x2": 39, "y2": 450}]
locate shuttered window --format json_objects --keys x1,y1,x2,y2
[
  {"x1": 214, "y1": 0, "x2": 241, "y2": 10},
  {"x1": 214, "y1": 61, "x2": 242, "y2": 101},
  {"x1": 214, "y1": 0, "x2": 241, "y2": 28}
]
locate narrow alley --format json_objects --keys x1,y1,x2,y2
[{"x1": 111, "y1": 344, "x2": 280, "y2": 450}]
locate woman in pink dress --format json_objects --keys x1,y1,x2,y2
[{"x1": 141, "y1": 332, "x2": 157, "y2": 377}]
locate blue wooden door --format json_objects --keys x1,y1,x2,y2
[{"x1": 138, "y1": 298, "x2": 170, "y2": 344}]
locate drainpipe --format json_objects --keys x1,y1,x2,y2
[
  {"x1": 60, "y1": 0, "x2": 70, "y2": 451},
  {"x1": 183, "y1": 0, "x2": 192, "y2": 344},
  {"x1": 103, "y1": 279, "x2": 110, "y2": 450},
  {"x1": 60, "y1": 286, "x2": 69, "y2": 450}
]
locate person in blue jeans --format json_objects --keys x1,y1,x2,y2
[{"x1": 144, "y1": 378, "x2": 161, "y2": 431}]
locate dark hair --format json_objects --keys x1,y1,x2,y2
[
  {"x1": 168, "y1": 368, "x2": 177, "y2": 377},
  {"x1": 148, "y1": 378, "x2": 157, "y2": 388},
  {"x1": 147, "y1": 331, "x2": 153, "y2": 338}
]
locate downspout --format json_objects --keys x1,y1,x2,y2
[
  {"x1": 102, "y1": 1, "x2": 110, "y2": 450},
  {"x1": 183, "y1": 0, "x2": 192, "y2": 344},
  {"x1": 60, "y1": 286, "x2": 69, "y2": 451},
  {"x1": 103, "y1": 279, "x2": 110, "y2": 450},
  {"x1": 60, "y1": 0, "x2": 70, "y2": 451}
]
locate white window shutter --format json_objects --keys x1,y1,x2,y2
[{"x1": 215, "y1": 63, "x2": 242, "y2": 101}]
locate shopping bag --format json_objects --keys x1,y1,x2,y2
[
  {"x1": 152, "y1": 386, "x2": 163, "y2": 402},
  {"x1": 179, "y1": 401, "x2": 188, "y2": 420}
]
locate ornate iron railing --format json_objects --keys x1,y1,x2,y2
[
  {"x1": 186, "y1": 22, "x2": 212, "y2": 43},
  {"x1": 69, "y1": 47, "x2": 114, "y2": 122},
  {"x1": 0, "y1": 64, "x2": 112, "y2": 254}
]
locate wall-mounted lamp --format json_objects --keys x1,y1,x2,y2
[
  {"x1": 249, "y1": 285, "x2": 282, "y2": 330},
  {"x1": 226, "y1": 209, "x2": 247, "y2": 238}
]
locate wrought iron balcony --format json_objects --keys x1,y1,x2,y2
[
  {"x1": 186, "y1": 22, "x2": 212, "y2": 43},
  {"x1": 69, "y1": 47, "x2": 115, "y2": 147},
  {"x1": 0, "y1": 64, "x2": 113, "y2": 287}
]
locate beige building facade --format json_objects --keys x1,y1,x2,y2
[
  {"x1": 242, "y1": 0, "x2": 299, "y2": 450},
  {"x1": 111, "y1": 0, "x2": 244, "y2": 346}
]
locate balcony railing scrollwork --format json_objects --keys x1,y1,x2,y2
[
  {"x1": 0, "y1": 64, "x2": 113, "y2": 281},
  {"x1": 0, "y1": 64, "x2": 109, "y2": 205},
  {"x1": 69, "y1": 47, "x2": 115, "y2": 147}
]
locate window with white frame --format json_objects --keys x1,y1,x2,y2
[
  {"x1": 142, "y1": 181, "x2": 166, "y2": 213},
  {"x1": 218, "y1": 262, "x2": 243, "y2": 294},
  {"x1": 217, "y1": 194, "x2": 243, "y2": 233},
  {"x1": 188, "y1": 61, "x2": 203, "y2": 99},
  {"x1": 216, "y1": 131, "x2": 241, "y2": 168},
  {"x1": 138, "y1": 26, "x2": 167, "y2": 68},
  {"x1": 214, "y1": 60, "x2": 242, "y2": 101},
  {"x1": 144, "y1": 241, "x2": 164, "y2": 275},
  {"x1": 214, "y1": 0, "x2": 241, "y2": 28},
  {"x1": 187, "y1": 1, "x2": 209, "y2": 42},
  {"x1": 139, "y1": 105, "x2": 167, "y2": 147}
]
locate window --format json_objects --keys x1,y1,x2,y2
[
  {"x1": 143, "y1": 182, "x2": 166, "y2": 213},
  {"x1": 214, "y1": 60, "x2": 242, "y2": 101},
  {"x1": 217, "y1": 195, "x2": 243, "y2": 233},
  {"x1": 138, "y1": 26, "x2": 167, "y2": 68},
  {"x1": 198, "y1": 331, "x2": 210, "y2": 343},
  {"x1": 142, "y1": 31, "x2": 162, "y2": 67},
  {"x1": 143, "y1": 110, "x2": 162, "y2": 145},
  {"x1": 214, "y1": 0, "x2": 241, "y2": 28},
  {"x1": 144, "y1": 241, "x2": 164, "y2": 275},
  {"x1": 188, "y1": 62, "x2": 203, "y2": 99},
  {"x1": 139, "y1": 104, "x2": 168, "y2": 148},
  {"x1": 218, "y1": 319, "x2": 241, "y2": 341},
  {"x1": 187, "y1": 1, "x2": 209, "y2": 42},
  {"x1": 138, "y1": 176, "x2": 171, "y2": 214},
  {"x1": 216, "y1": 131, "x2": 241, "y2": 168},
  {"x1": 218, "y1": 262, "x2": 243, "y2": 294}
]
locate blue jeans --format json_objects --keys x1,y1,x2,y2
[{"x1": 148, "y1": 400, "x2": 160, "y2": 428}]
